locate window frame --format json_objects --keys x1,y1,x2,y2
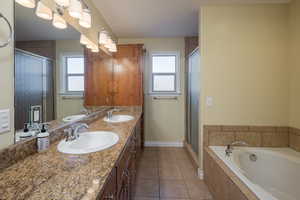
[
  {"x1": 60, "y1": 53, "x2": 85, "y2": 96},
  {"x1": 149, "y1": 52, "x2": 181, "y2": 95}
]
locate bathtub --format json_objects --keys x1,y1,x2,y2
[{"x1": 210, "y1": 146, "x2": 300, "y2": 200}]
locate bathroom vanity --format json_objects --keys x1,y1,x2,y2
[{"x1": 0, "y1": 108, "x2": 143, "y2": 200}]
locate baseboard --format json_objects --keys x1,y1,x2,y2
[
  {"x1": 198, "y1": 168, "x2": 204, "y2": 180},
  {"x1": 144, "y1": 141, "x2": 184, "y2": 147}
]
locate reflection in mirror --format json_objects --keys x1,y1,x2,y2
[{"x1": 14, "y1": 3, "x2": 85, "y2": 143}]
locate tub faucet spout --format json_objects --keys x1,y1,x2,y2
[{"x1": 225, "y1": 141, "x2": 249, "y2": 157}]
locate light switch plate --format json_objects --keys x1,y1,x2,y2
[
  {"x1": 206, "y1": 96, "x2": 213, "y2": 107},
  {"x1": 0, "y1": 109, "x2": 10, "y2": 134}
]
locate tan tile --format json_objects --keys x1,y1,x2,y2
[
  {"x1": 139, "y1": 158, "x2": 158, "y2": 169},
  {"x1": 173, "y1": 151, "x2": 190, "y2": 161},
  {"x1": 228, "y1": 179, "x2": 248, "y2": 200},
  {"x1": 177, "y1": 160, "x2": 199, "y2": 180},
  {"x1": 135, "y1": 179, "x2": 159, "y2": 198},
  {"x1": 290, "y1": 132, "x2": 300, "y2": 152},
  {"x1": 222, "y1": 126, "x2": 249, "y2": 131},
  {"x1": 249, "y1": 126, "x2": 276, "y2": 132},
  {"x1": 262, "y1": 132, "x2": 289, "y2": 147},
  {"x1": 137, "y1": 166, "x2": 159, "y2": 180},
  {"x1": 159, "y1": 165, "x2": 183, "y2": 180},
  {"x1": 185, "y1": 179, "x2": 213, "y2": 200},
  {"x1": 209, "y1": 132, "x2": 235, "y2": 146},
  {"x1": 160, "y1": 180, "x2": 190, "y2": 199},
  {"x1": 203, "y1": 125, "x2": 222, "y2": 131},
  {"x1": 235, "y1": 132, "x2": 261, "y2": 147}
]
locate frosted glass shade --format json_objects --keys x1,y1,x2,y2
[
  {"x1": 15, "y1": 0, "x2": 35, "y2": 8},
  {"x1": 99, "y1": 31, "x2": 108, "y2": 45},
  {"x1": 109, "y1": 43, "x2": 117, "y2": 52},
  {"x1": 53, "y1": 13, "x2": 67, "y2": 29},
  {"x1": 69, "y1": 0, "x2": 82, "y2": 19},
  {"x1": 80, "y1": 34, "x2": 89, "y2": 45},
  {"x1": 54, "y1": 0, "x2": 70, "y2": 7},
  {"x1": 79, "y1": 9, "x2": 91, "y2": 28},
  {"x1": 104, "y1": 37, "x2": 113, "y2": 49},
  {"x1": 91, "y1": 45, "x2": 99, "y2": 53},
  {"x1": 36, "y1": 1, "x2": 52, "y2": 20},
  {"x1": 86, "y1": 41, "x2": 94, "y2": 49}
]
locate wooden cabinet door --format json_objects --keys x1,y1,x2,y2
[
  {"x1": 112, "y1": 44, "x2": 144, "y2": 106},
  {"x1": 84, "y1": 48, "x2": 114, "y2": 106}
]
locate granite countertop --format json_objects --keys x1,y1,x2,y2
[{"x1": 0, "y1": 109, "x2": 142, "y2": 200}]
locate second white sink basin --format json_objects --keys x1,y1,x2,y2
[
  {"x1": 57, "y1": 131, "x2": 119, "y2": 154},
  {"x1": 62, "y1": 114, "x2": 86, "y2": 123},
  {"x1": 103, "y1": 115, "x2": 134, "y2": 123}
]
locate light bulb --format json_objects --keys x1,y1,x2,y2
[
  {"x1": 79, "y1": 9, "x2": 91, "y2": 29},
  {"x1": 53, "y1": 13, "x2": 67, "y2": 29},
  {"x1": 54, "y1": 0, "x2": 70, "y2": 7},
  {"x1": 36, "y1": 1, "x2": 52, "y2": 20},
  {"x1": 99, "y1": 31, "x2": 108, "y2": 45},
  {"x1": 15, "y1": 0, "x2": 35, "y2": 8},
  {"x1": 86, "y1": 41, "x2": 94, "y2": 49},
  {"x1": 69, "y1": 0, "x2": 82, "y2": 19},
  {"x1": 80, "y1": 34, "x2": 89, "y2": 45}
]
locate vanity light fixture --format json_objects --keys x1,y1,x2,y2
[
  {"x1": 99, "y1": 30, "x2": 108, "y2": 45},
  {"x1": 79, "y1": 9, "x2": 91, "y2": 28},
  {"x1": 53, "y1": 12, "x2": 67, "y2": 29},
  {"x1": 69, "y1": 0, "x2": 82, "y2": 19},
  {"x1": 15, "y1": 0, "x2": 36, "y2": 8},
  {"x1": 80, "y1": 34, "x2": 89, "y2": 45},
  {"x1": 36, "y1": 1, "x2": 53, "y2": 20},
  {"x1": 54, "y1": 0, "x2": 70, "y2": 7},
  {"x1": 86, "y1": 40, "x2": 94, "y2": 49}
]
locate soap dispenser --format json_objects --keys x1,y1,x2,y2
[{"x1": 37, "y1": 124, "x2": 50, "y2": 152}]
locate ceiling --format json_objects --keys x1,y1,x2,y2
[
  {"x1": 92, "y1": 0, "x2": 290, "y2": 38},
  {"x1": 15, "y1": 4, "x2": 80, "y2": 41}
]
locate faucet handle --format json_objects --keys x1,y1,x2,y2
[{"x1": 64, "y1": 128, "x2": 73, "y2": 141}]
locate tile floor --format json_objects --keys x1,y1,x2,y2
[{"x1": 134, "y1": 147, "x2": 213, "y2": 200}]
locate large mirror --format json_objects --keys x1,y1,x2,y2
[{"x1": 14, "y1": 3, "x2": 86, "y2": 143}]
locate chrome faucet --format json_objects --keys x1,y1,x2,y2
[
  {"x1": 64, "y1": 123, "x2": 89, "y2": 142},
  {"x1": 107, "y1": 108, "x2": 121, "y2": 120},
  {"x1": 225, "y1": 141, "x2": 249, "y2": 156}
]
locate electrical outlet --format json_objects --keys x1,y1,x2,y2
[{"x1": 0, "y1": 109, "x2": 10, "y2": 134}]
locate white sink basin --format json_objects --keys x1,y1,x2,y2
[
  {"x1": 62, "y1": 114, "x2": 86, "y2": 123},
  {"x1": 57, "y1": 131, "x2": 119, "y2": 154},
  {"x1": 103, "y1": 115, "x2": 134, "y2": 123}
]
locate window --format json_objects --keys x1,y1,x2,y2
[
  {"x1": 150, "y1": 52, "x2": 180, "y2": 94},
  {"x1": 61, "y1": 55, "x2": 85, "y2": 95}
]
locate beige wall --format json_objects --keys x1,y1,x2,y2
[
  {"x1": 288, "y1": 0, "x2": 300, "y2": 129},
  {"x1": 55, "y1": 40, "x2": 84, "y2": 119},
  {"x1": 119, "y1": 38, "x2": 186, "y2": 144},
  {"x1": 0, "y1": 0, "x2": 14, "y2": 149},
  {"x1": 199, "y1": 4, "x2": 290, "y2": 167}
]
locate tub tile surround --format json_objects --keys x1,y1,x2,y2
[
  {"x1": 204, "y1": 125, "x2": 292, "y2": 149},
  {"x1": 0, "y1": 107, "x2": 113, "y2": 172}
]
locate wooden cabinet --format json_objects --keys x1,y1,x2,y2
[
  {"x1": 84, "y1": 49, "x2": 114, "y2": 106},
  {"x1": 98, "y1": 120, "x2": 142, "y2": 200},
  {"x1": 84, "y1": 45, "x2": 144, "y2": 107}
]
